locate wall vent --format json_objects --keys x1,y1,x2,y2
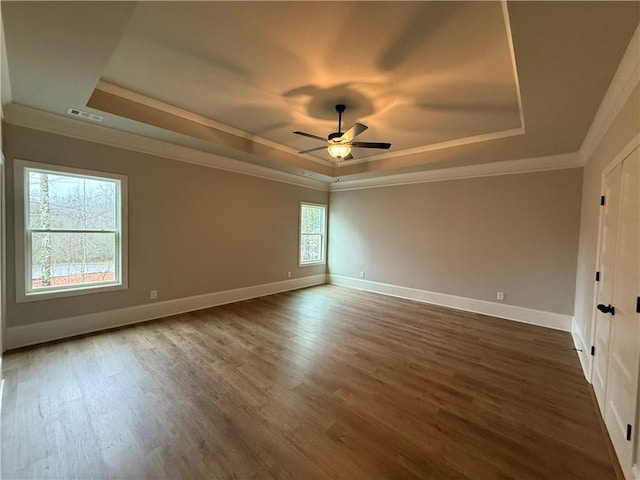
[{"x1": 67, "y1": 108, "x2": 103, "y2": 122}]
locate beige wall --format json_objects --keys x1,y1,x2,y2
[
  {"x1": 329, "y1": 168, "x2": 583, "y2": 315},
  {"x1": 573, "y1": 83, "x2": 640, "y2": 353},
  {"x1": 3, "y1": 124, "x2": 328, "y2": 327}
]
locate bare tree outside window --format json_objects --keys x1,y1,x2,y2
[
  {"x1": 300, "y1": 203, "x2": 326, "y2": 265},
  {"x1": 38, "y1": 172, "x2": 52, "y2": 287},
  {"x1": 27, "y1": 169, "x2": 120, "y2": 290}
]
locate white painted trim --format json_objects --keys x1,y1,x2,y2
[
  {"x1": 3, "y1": 104, "x2": 330, "y2": 192},
  {"x1": 341, "y1": 127, "x2": 525, "y2": 165},
  {"x1": 571, "y1": 317, "x2": 591, "y2": 381},
  {"x1": 580, "y1": 23, "x2": 640, "y2": 162},
  {"x1": 602, "y1": 134, "x2": 640, "y2": 177},
  {"x1": 329, "y1": 274, "x2": 572, "y2": 332},
  {"x1": 501, "y1": 0, "x2": 526, "y2": 135},
  {"x1": 13, "y1": 159, "x2": 129, "y2": 303},
  {"x1": 5, "y1": 105, "x2": 586, "y2": 192},
  {"x1": 298, "y1": 202, "x2": 328, "y2": 268},
  {"x1": 331, "y1": 152, "x2": 583, "y2": 191},
  {"x1": 587, "y1": 136, "x2": 640, "y2": 386},
  {"x1": 6, "y1": 274, "x2": 327, "y2": 350}
]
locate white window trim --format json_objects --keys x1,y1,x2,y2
[
  {"x1": 299, "y1": 201, "x2": 327, "y2": 267},
  {"x1": 14, "y1": 159, "x2": 128, "y2": 302}
]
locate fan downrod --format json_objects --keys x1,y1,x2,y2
[{"x1": 335, "y1": 104, "x2": 346, "y2": 135}]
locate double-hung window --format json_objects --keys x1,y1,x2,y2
[
  {"x1": 15, "y1": 160, "x2": 127, "y2": 301},
  {"x1": 299, "y1": 202, "x2": 327, "y2": 266}
]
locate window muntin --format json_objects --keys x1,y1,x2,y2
[
  {"x1": 300, "y1": 202, "x2": 327, "y2": 266},
  {"x1": 16, "y1": 161, "x2": 127, "y2": 300}
]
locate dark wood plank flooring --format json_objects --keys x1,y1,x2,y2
[{"x1": 1, "y1": 285, "x2": 615, "y2": 479}]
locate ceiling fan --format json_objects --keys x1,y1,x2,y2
[{"x1": 293, "y1": 104, "x2": 391, "y2": 160}]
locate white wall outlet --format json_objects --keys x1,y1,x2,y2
[
  {"x1": 287, "y1": 271, "x2": 292, "y2": 278},
  {"x1": 360, "y1": 271, "x2": 366, "y2": 279},
  {"x1": 150, "y1": 290, "x2": 158, "y2": 300},
  {"x1": 497, "y1": 291, "x2": 504, "y2": 301}
]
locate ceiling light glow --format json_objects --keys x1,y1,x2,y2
[{"x1": 327, "y1": 144, "x2": 351, "y2": 159}]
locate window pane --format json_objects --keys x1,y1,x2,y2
[
  {"x1": 31, "y1": 232, "x2": 116, "y2": 289},
  {"x1": 300, "y1": 234, "x2": 322, "y2": 263},
  {"x1": 301, "y1": 205, "x2": 323, "y2": 234},
  {"x1": 28, "y1": 170, "x2": 117, "y2": 230}
]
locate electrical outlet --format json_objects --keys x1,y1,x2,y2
[
  {"x1": 360, "y1": 271, "x2": 366, "y2": 279},
  {"x1": 150, "y1": 290, "x2": 158, "y2": 300},
  {"x1": 497, "y1": 292, "x2": 504, "y2": 301},
  {"x1": 287, "y1": 271, "x2": 292, "y2": 278}
]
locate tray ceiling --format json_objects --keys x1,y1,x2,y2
[{"x1": 2, "y1": 1, "x2": 639, "y2": 180}]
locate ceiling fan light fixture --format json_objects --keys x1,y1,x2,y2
[
  {"x1": 294, "y1": 104, "x2": 390, "y2": 159},
  {"x1": 327, "y1": 143, "x2": 351, "y2": 159}
]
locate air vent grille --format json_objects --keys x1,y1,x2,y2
[{"x1": 67, "y1": 108, "x2": 103, "y2": 122}]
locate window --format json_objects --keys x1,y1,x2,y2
[
  {"x1": 15, "y1": 160, "x2": 127, "y2": 301},
  {"x1": 299, "y1": 202, "x2": 327, "y2": 266}
]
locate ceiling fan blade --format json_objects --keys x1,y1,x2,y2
[
  {"x1": 350, "y1": 142, "x2": 391, "y2": 149},
  {"x1": 343, "y1": 153, "x2": 354, "y2": 161},
  {"x1": 339, "y1": 123, "x2": 368, "y2": 143},
  {"x1": 293, "y1": 131, "x2": 327, "y2": 142},
  {"x1": 299, "y1": 146, "x2": 328, "y2": 154}
]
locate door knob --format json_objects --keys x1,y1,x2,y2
[{"x1": 597, "y1": 304, "x2": 615, "y2": 315}]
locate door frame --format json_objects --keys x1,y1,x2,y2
[
  {"x1": 586, "y1": 134, "x2": 640, "y2": 480},
  {"x1": 587, "y1": 133, "x2": 640, "y2": 383}
]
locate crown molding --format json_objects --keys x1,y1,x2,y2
[
  {"x1": 330, "y1": 152, "x2": 583, "y2": 191},
  {"x1": 3, "y1": 103, "x2": 330, "y2": 191},
  {"x1": 340, "y1": 126, "x2": 526, "y2": 165},
  {"x1": 580, "y1": 22, "x2": 640, "y2": 162},
  {"x1": 4, "y1": 104, "x2": 587, "y2": 193}
]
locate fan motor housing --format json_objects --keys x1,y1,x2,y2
[{"x1": 328, "y1": 132, "x2": 343, "y2": 142}]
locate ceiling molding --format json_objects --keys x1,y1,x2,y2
[
  {"x1": 502, "y1": 0, "x2": 526, "y2": 133},
  {"x1": 339, "y1": 126, "x2": 525, "y2": 166},
  {"x1": 3, "y1": 102, "x2": 586, "y2": 194},
  {"x1": 94, "y1": 81, "x2": 334, "y2": 169},
  {"x1": 3, "y1": 103, "x2": 330, "y2": 191},
  {"x1": 330, "y1": 152, "x2": 583, "y2": 192},
  {"x1": 580, "y1": 22, "x2": 640, "y2": 162}
]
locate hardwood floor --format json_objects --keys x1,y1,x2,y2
[{"x1": 1, "y1": 285, "x2": 616, "y2": 479}]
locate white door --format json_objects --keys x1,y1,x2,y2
[
  {"x1": 592, "y1": 162, "x2": 623, "y2": 412},
  {"x1": 604, "y1": 147, "x2": 640, "y2": 476}
]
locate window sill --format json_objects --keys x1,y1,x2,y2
[
  {"x1": 299, "y1": 262, "x2": 326, "y2": 268},
  {"x1": 17, "y1": 282, "x2": 127, "y2": 303}
]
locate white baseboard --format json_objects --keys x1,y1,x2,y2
[
  {"x1": 6, "y1": 274, "x2": 327, "y2": 350},
  {"x1": 329, "y1": 274, "x2": 573, "y2": 332},
  {"x1": 571, "y1": 318, "x2": 592, "y2": 381}
]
